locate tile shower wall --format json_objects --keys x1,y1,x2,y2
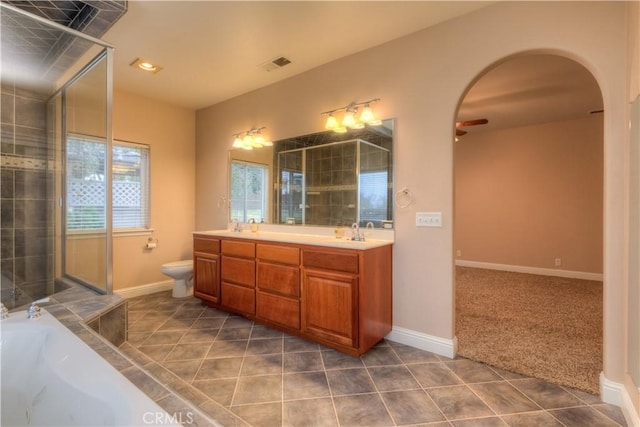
[
  {"x1": 306, "y1": 142, "x2": 357, "y2": 227},
  {"x1": 0, "y1": 78, "x2": 53, "y2": 308}
]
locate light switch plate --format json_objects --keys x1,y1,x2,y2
[{"x1": 416, "y1": 212, "x2": 442, "y2": 227}]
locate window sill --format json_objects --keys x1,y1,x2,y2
[
  {"x1": 114, "y1": 228, "x2": 155, "y2": 238},
  {"x1": 66, "y1": 228, "x2": 155, "y2": 239}
]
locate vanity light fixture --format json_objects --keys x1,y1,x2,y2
[
  {"x1": 321, "y1": 98, "x2": 381, "y2": 132},
  {"x1": 129, "y1": 58, "x2": 163, "y2": 74},
  {"x1": 232, "y1": 127, "x2": 272, "y2": 150}
]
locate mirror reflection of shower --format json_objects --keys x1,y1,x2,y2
[
  {"x1": 228, "y1": 119, "x2": 394, "y2": 228},
  {"x1": 276, "y1": 139, "x2": 392, "y2": 227},
  {"x1": 1, "y1": 3, "x2": 116, "y2": 308}
]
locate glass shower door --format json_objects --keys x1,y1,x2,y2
[{"x1": 62, "y1": 53, "x2": 112, "y2": 293}]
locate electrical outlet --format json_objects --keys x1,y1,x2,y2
[
  {"x1": 555, "y1": 258, "x2": 562, "y2": 267},
  {"x1": 416, "y1": 212, "x2": 442, "y2": 227}
]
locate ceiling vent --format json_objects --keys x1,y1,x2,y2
[{"x1": 259, "y1": 56, "x2": 292, "y2": 72}]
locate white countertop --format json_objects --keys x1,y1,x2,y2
[{"x1": 194, "y1": 228, "x2": 393, "y2": 250}]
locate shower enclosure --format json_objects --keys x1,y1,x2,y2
[{"x1": 1, "y1": 3, "x2": 115, "y2": 308}]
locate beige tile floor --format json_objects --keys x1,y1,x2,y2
[{"x1": 123, "y1": 291, "x2": 627, "y2": 427}]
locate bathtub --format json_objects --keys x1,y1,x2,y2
[{"x1": 0, "y1": 309, "x2": 181, "y2": 427}]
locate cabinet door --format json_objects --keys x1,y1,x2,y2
[
  {"x1": 301, "y1": 268, "x2": 357, "y2": 348},
  {"x1": 194, "y1": 252, "x2": 220, "y2": 304}
]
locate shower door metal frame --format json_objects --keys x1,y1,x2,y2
[{"x1": 55, "y1": 48, "x2": 115, "y2": 294}]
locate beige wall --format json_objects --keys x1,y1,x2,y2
[
  {"x1": 196, "y1": 1, "x2": 630, "y2": 399},
  {"x1": 112, "y1": 90, "x2": 196, "y2": 291},
  {"x1": 626, "y1": 0, "x2": 640, "y2": 413},
  {"x1": 454, "y1": 116, "x2": 603, "y2": 274}
]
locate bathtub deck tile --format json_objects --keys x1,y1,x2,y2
[
  {"x1": 155, "y1": 394, "x2": 216, "y2": 427},
  {"x1": 121, "y1": 366, "x2": 173, "y2": 401},
  {"x1": 93, "y1": 344, "x2": 134, "y2": 371}
]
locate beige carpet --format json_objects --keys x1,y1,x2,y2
[{"x1": 455, "y1": 266, "x2": 603, "y2": 394}]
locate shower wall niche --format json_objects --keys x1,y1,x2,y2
[{"x1": 276, "y1": 139, "x2": 391, "y2": 227}]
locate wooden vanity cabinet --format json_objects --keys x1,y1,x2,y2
[
  {"x1": 193, "y1": 234, "x2": 392, "y2": 356},
  {"x1": 193, "y1": 236, "x2": 221, "y2": 304},
  {"x1": 220, "y1": 240, "x2": 256, "y2": 315}
]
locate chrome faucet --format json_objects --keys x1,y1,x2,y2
[
  {"x1": 232, "y1": 218, "x2": 242, "y2": 232},
  {"x1": 27, "y1": 297, "x2": 50, "y2": 319},
  {"x1": 351, "y1": 222, "x2": 364, "y2": 241}
]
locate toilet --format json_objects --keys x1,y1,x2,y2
[{"x1": 161, "y1": 260, "x2": 193, "y2": 298}]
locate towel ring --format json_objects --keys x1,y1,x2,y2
[{"x1": 395, "y1": 187, "x2": 413, "y2": 209}]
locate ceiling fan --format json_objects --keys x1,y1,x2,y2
[{"x1": 456, "y1": 118, "x2": 488, "y2": 136}]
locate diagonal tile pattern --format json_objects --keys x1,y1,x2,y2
[{"x1": 123, "y1": 291, "x2": 627, "y2": 427}]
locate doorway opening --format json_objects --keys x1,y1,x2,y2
[{"x1": 453, "y1": 53, "x2": 604, "y2": 394}]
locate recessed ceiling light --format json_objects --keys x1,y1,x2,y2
[{"x1": 129, "y1": 58, "x2": 162, "y2": 74}]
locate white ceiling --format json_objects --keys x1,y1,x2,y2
[
  {"x1": 101, "y1": 1, "x2": 603, "y2": 131},
  {"x1": 102, "y1": 1, "x2": 493, "y2": 110}
]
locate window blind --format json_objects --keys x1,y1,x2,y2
[{"x1": 67, "y1": 135, "x2": 149, "y2": 231}]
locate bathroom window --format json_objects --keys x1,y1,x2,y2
[
  {"x1": 230, "y1": 160, "x2": 268, "y2": 223},
  {"x1": 66, "y1": 135, "x2": 150, "y2": 231}
]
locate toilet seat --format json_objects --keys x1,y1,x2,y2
[{"x1": 162, "y1": 260, "x2": 192, "y2": 269}]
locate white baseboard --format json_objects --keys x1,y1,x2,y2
[
  {"x1": 386, "y1": 326, "x2": 457, "y2": 359},
  {"x1": 456, "y1": 260, "x2": 603, "y2": 281},
  {"x1": 115, "y1": 280, "x2": 173, "y2": 299},
  {"x1": 600, "y1": 372, "x2": 640, "y2": 427}
]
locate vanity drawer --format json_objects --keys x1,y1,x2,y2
[
  {"x1": 221, "y1": 256, "x2": 255, "y2": 287},
  {"x1": 257, "y1": 261, "x2": 300, "y2": 297},
  {"x1": 256, "y1": 244, "x2": 299, "y2": 265},
  {"x1": 193, "y1": 236, "x2": 220, "y2": 253},
  {"x1": 222, "y1": 240, "x2": 255, "y2": 258},
  {"x1": 302, "y1": 249, "x2": 358, "y2": 274},
  {"x1": 256, "y1": 292, "x2": 300, "y2": 330},
  {"x1": 221, "y1": 282, "x2": 255, "y2": 314}
]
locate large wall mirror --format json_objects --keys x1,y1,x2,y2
[{"x1": 228, "y1": 119, "x2": 393, "y2": 229}]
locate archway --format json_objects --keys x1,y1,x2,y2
[{"x1": 453, "y1": 53, "x2": 604, "y2": 394}]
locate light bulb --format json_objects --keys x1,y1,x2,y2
[
  {"x1": 342, "y1": 110, "x2": 356, "y2": 127},
  {"x1": 243, "y1": 134, "x2": 254, "y2": 147},
  {"x1": 325, "y1": 114, "x2": 338, "y2": 129},
  {"x1": 232, "y1": 136, "x2": 243, "y2": 148},
  {"x1": 359, "y1": 104, "x2": 375, "y2": 123},
  {"x1": 138, "y1": 62, "x2": 156, "y2": 72},
  {"x1": 253, "y1": 133, "x2": 265, "y2": 148}
]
